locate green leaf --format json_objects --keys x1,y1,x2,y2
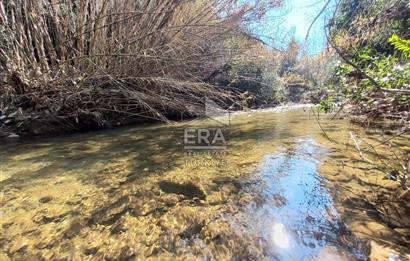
[{"x1": 389, "y1": 34, "x2": 410, "y2": 58}]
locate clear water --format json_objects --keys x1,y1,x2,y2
[{"x1": 0, "y1": 107, "x2": 408, "y2": 260}]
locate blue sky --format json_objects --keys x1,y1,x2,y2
[{"x1": 253, "y1": 0, "x2": 333, "y2": 55}]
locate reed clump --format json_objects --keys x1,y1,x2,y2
[{"x1": 0, "y1": 0, "x2": 280, "y2": 134}]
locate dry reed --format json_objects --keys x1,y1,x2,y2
[{"x1": 0, "y1": 0, "x2": 280, "y2": 133}]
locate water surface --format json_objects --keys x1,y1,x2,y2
[{"x1": 1, "y1": 107, "x2": 409, "y2": 260}]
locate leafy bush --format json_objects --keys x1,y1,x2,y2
[
  {"x1": 318, "y1": 96, "x2": 334, "y2": 113},
  {"x1": 389, "y1": 34, "x2": 410, "y2": 58}
]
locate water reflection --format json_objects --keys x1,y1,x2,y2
[
  {"x1": 0, "y1": 108, "x2": 407, "y2": 260},
  {"x1": 245, "y1": 139, "x2": 368, "y2": 260},
  {"x1": 271, "y1": 222, "x2": 290, "y2": 249}
]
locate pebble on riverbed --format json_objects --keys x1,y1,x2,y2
[{"x1": 38, "y1": 196, "x2": 53, "y2": 204}]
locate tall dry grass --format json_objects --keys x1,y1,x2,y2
[{"x1": 0, "y1": 0, "x2": 280, "y2": 132}]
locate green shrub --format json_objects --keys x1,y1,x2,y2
[{"x1": 389, "y1": 34, "x2": 410, "y2": 58}]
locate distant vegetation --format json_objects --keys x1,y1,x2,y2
[
  {"x1": 208, "y1": 36, "x2": 331, "y2": 107},
  {"x1": 0, "y1": 0, "x2": 335, "y2": 136},
  {"x1": 0, "y1": 0, "x2": 408, "y2": 137}
]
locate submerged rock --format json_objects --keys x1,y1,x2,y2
[
  {"x1": 38, "y1": 196, "x2": 53, "y2": 204},
  {"x1": 64, "y1": 220, "x2": 83, "y2": 239},
  {"x1": 158, "y1": 181, "x2": 206, "y2": 200},
  {"x1": 179, "y1": 223, "x2": 204, "y2": 239}
]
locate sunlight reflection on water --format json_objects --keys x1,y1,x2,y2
[
  {"x1": 249, "y1": 139, "x2": 367, "y2": 260},
  {"x1": 2, "y1": 108, "x2": 404, "y2": 260},
  {"x1": 271, "y1": 222, "x2": 290, "y2": 249}
]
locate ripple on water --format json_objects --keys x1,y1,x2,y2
[
  {"x1": 241, "y1": 139, "x2": 369, "y2": 260},
  {"x1": 1, "y1": 109, "x2": 407, "y2": 260}
]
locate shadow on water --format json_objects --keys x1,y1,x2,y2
[
  {"x1": 0, "y1": 109, "x2": 299, "y2": 190},
  {"x1": 1, "y1": 108, "x2": 408, "y2": 259},
  {"x1": 0, "y1": 124, "x2": 186, "y2": 189}
]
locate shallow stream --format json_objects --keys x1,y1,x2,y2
[{"x1": 1, "y1": 107, "x2": 409, "y2": 260}]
